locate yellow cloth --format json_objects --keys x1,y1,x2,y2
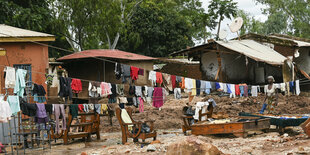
[
  {"x1": 121, "y1": 109, "x2": 133, "y2": 130},
  {"x1": 100, "y1": 104, "x2": 108, "y2": 114},
  {"x1": 266, "y1": 96, "x2": 276, "y2": 114},
  {"x1": 191, "y1": 79, "x2": 196, "y2": 96},
  {"x1": 286, "y1": 82, "x2": 290, "y2": 96}
]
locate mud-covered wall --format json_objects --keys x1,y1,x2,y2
[
  {"x1": 200, "y1": 52, "x2": 247, "y2": 83},
  {"x1": 200, "y1": 52, "x2": 282, "y2": 84},
  {"x1": 0, "y1": 42, "x2": 49, "y2": 94}
]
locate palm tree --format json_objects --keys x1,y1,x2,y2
[{"x1": 208, "y1": 0, "x2": 238, "y2": 40}]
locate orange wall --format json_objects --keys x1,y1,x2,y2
[{"x1": 0, "y1": 42, "x2": 49, "y2": 95}]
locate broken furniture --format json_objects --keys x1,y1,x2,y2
[
  {"x1": 239, "y1": 112, "x2": 309, "y2": 133},
  {"x1": 50, "y1": 110, "x2": 100, "y2": 145},
  {"x1": 99, "y1": 104, "x2": 115, "y2": 126},
  {"x1": 17, "y1": 119, "x2": 51, "y2": 149},
  {"x1": 76, "y1": 98, "x2": 115, "y2": 126},
  {"x1": 182, "y1": 105, "x2": 213, "y2": 135},
  {"x1": 191, "y1": 116, "x2": 270, "y2": 137},
  {"x1": 301, "y1": 118, "x2": 310, "y2": 137},
  {"x1": 116, "y1": 107, "x2": 157, "y2": 144}
]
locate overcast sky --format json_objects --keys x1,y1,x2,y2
[{"x1": 198, "y1": 0, "x2": 268, "y2": 42}]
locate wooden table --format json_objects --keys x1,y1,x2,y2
[
  {"x1": 191, "y1": 117, "x2": 270, "y2": 137},
  {"x1": 239, "y1": 112, "x2": 309, "y2": 133}
]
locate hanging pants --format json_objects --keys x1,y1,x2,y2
[
  {"x1": 138, "y1": 97, "x2": 144, "y2": 112},
  {"x1": 54, "y1": 104, "x2": 66, "y2": 133}
]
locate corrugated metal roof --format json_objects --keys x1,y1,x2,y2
[
  {"x1": 0, "y1": 24, "x2": 54, "y2": 37},
  {"x1": 159, "y1": 58, "x2": 200, "y2": 64},
  {"x1": 0, "y1": 24, "x2": 55, "y2": 42},
  {"x1": 57, "y1": 49, "x2": 157, "y2": 61},
  {"x1": 270, "y1": 35, "x2": 310, "y2": 47},
  {"x1": 216, "y1": 39, "x2": 286, "y2": 65}
]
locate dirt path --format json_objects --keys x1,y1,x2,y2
[
  {"x1": 27, "y1": 94, "x2": 310, "y2": 154},
  {"x1": 29, "y1": 127, "x2": 310, "y2": 155}
]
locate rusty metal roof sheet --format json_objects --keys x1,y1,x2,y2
[
  {"x1": 216, "y1": 39, "x2": 286, "y2": 65},
  {"x1": 270, "y1": 35, "x2": 310, "y2": 47},
  {"x1": 57, "y1": 49, "x2": 157, "y2": 61}
]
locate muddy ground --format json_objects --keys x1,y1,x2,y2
[
  {"x1": 102, "y1": 94, "x2": 310, "y2": 133},
  {"x1": 26, "y1": 94, "x2": 310, "y2": 154}
]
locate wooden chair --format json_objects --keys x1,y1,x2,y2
[
  {"x1": 116, "y1": 107, "x2": 157, "y2": 144},
  {"x1": 51, "y1": 112, "x2": 99, "y2": 145},
  {"x1": 182, "y1": 105, "x2": 213, "y2": 135},
  {"x1": 99, "y1": 104, "x2": 115, "y2": 126}
]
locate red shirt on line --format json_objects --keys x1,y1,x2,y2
[
  {"x1": 130, "y1": 66, "x2": 139, "y2": 80},
  {"x1": 156, "y1": 72, "x2": 163, "y2": 85},
  {"x1": 71, "y1": 79, "x2": 82, "y2": 93}
]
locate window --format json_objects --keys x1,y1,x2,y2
[{"x1": 13, "y1": 64, "x2": 32, "y2": 88}]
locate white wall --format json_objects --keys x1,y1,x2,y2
[
  {"x1": 201, "y1": 52, "x2": 218, "y2": 80},
  {"x1": 201, "y1": 52, "x2": 247, "y2": 82},
  {"x1": 201, "y1": 52, "x2": 282, "y2": 83}
]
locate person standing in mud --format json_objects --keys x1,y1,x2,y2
[{"x1": 261, "y1": 76, "x2": 278, "y2": 114}]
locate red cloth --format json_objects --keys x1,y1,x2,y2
[
  {"x1": 153, "y1": 87, "x2": 163, "y2": 108},
  {"x1": 130, "y1": 66, "x2": 139, "y2": 80},
  {"x1": 138, "y1": 97, "x2": 144, "y2": 112},
  {"x1": 156, "y1": 72, "x2": 163, "y2": 85},
  {"x1": 71, "y1": 79, "x2": 82, "y2": 93},
  {"x1": 235, "y1": 85, "x2": 240, "y2": 96},
  {"x1": 78, "y1": 104, "x2": 84, "y2": 112},
  {"x1": 171, "y1": 75, "x2": 176, "y2": 88},
  {"x1": 0, "y1": 142, "x2": 4, "y2": 153}
]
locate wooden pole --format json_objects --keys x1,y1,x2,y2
[{"x1": 216, "y1": 44, "x2": 223, "y2": 82}]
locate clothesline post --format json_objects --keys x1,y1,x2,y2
[
  {"x1": 103, "y1": 61, "x2": 106, "y2": 82},
  {"x1": 216, "y1": 44, "x2": 223, "y2": 82}
]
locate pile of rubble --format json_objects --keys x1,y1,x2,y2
[{"x1": 101, "y1": 94, "x2": 310, "y2": 131}]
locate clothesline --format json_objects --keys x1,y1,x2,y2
[
  {"x1": 2, "y1": 64, "x2": 307, "y2": 93},
  {"x1": 0, "y1": 34, "x2": 306, "y2": 99},
  {"x1": 0, "y1": 32, "x2": 306, "y2": 87},
  {"x1": 23, "y1": 95, "x2": 169, "y2": 99},
  {"x1": 1, "y1": 63, "x2": 305, "y2": 101}
]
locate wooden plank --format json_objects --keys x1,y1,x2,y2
[
  {"x1": 70, "y1": 123, "x2": 92, "y2": 127},
  {"x1": 68, "y1": 132, "x2": 89, "y2": 139},
  {"x1": 68, "y1": 132, "x2": 89, "y2": 136},
  {"x1": 78, "y1": 112, "x2": 96, "y2": 115},
  {"x1": 192, "y1": 122, "x2": 244, "y2": 135},
  {"x1": 243, "y1": 118, "x2": 270, "y2": 131},
  {"x1": 191, "y1": 117, "x2": 271, "y2": 136}
]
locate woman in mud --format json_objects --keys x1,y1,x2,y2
[{"x1": 261, "y1": 76, "x2": 278, "y2": 114}]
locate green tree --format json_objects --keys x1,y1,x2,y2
[
  {"x1": 0, "y1": 0, "x2": 51, "y2": 32},
  {"x1": 118, "y1": 0, "x2": 206, "y2": 57},
  {"x1": 255, "y1": 0, "x2": 310, "y2": 38},
  {"x1": 0, "y1": 0, "x2": 71, "y2": 57},
  {"x1": 172, "y1": 0, "x2": 213, "y2": 43},
  {"x1": 208, "y1": 0, "x2": 238, "y2": 39},
  {"x1": 197, "y1": 13, "x2": 215, "y2": 43},
  {"x1": 52, "y1": 0, "x2": 143, "y2": 51},
  {"x1": 235, "y1": 9, "x2": 287, "y2": 36},
  {"x1": 249, "y1": 17, "x2": 264, "y2": 34},
  {"x1": 262, "y1": 12, "x2": 287, "y2": 34}
]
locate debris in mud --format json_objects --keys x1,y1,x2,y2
[{"x1": 166, "y1": 136, "x2": 223, "y2": 155}]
